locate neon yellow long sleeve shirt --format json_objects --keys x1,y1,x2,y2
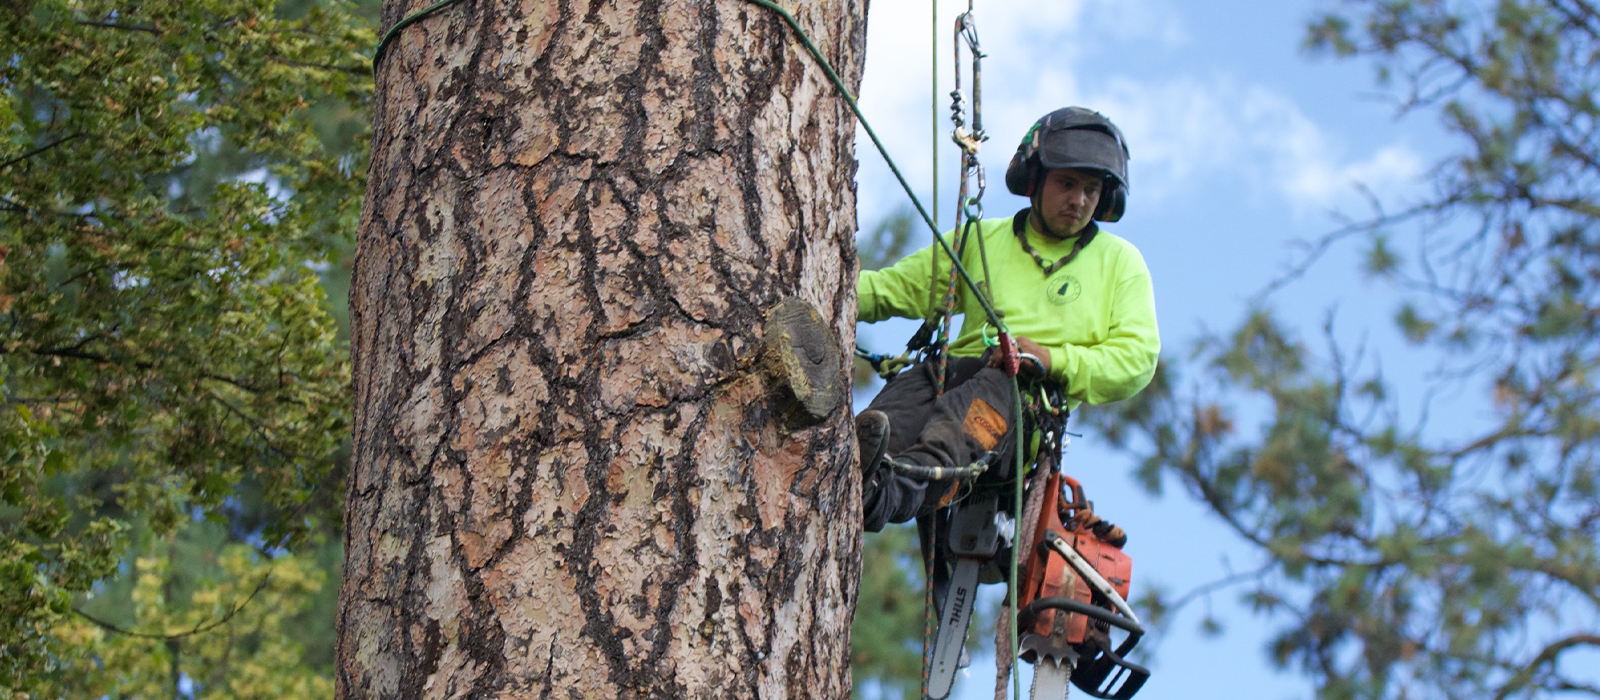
[{"x1": 857, "y1": 215, "x2": 1160, "y2": 409}]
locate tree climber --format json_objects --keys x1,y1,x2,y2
[{"x1": 856, "y1": 107, "x2": 1160, "y2": 531}]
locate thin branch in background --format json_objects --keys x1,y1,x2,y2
[
  {"x1": 1162, "y1": 563, "x2": 1275, "y2": 619},
  {"x1": 0, "y1": 134, "x2": 83, "y2": 171},
  {"x1": 1551, "y1": 679, "x2": 1600, "y2": 697},
  {"x1": 1492, "y1": 634, "x2": 1600, "y2": 700},
  {"x1": 278, "y1": 59, "x2": 369, "y2": 76},
  {"x1": 0, "y1": 195, "x2": 36, "y2": 215},
  {"x1": 1547, "y1": 0, "x2": 1600, "y2": 42},
  {"x1": 206, "y1": 390, "x2": 299, "y2": 462},
  {"x1": 200, "y1": 372, "x2": 266, "y2": 395},
  {"x1": 73, "y1": 19, "x2": 163, "y2": 35},
  {"x1": 71, "y1": 570, "x2": 274, "y2": 641},
  {"x1": 2, "y1": 395, "x2": 75, "y2": 406},
  {"x1": 1249, "y1": 195, "x2": 1435, "y2": 306}
]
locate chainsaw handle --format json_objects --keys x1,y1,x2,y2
[
  {"x1": 1059, "y1": 474, "x2": 1088, "y2": 512},
  {"x1": 1017, "y1": 597, "x2": 1145, "y2": 638}
]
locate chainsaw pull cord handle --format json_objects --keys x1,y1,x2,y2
[{"x1": 1056, "y1": 474, "x2": 1126, "y2": 549}]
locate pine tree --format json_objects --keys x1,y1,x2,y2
[
  {"x1": 1090, "y1": 2, "x2": 1600, "y2": 697},
  {"x1": 338, "y1": 0, "x2": 867, "y2": 695},
  {"x1": 1, "y1": 0, "x2": 371, "y2": 692}
]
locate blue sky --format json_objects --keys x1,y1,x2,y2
[{"x1": 847, "y1": 1, "x2": 1457, "y2": 698}]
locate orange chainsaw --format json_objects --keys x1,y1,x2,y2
[{"x1": 1015, "y1": 472, "x2": 1150, "y2": 700}]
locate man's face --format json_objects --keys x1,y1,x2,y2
[{"x1": 1033, "y1": 168, "x2": 1103, "y2": 239}]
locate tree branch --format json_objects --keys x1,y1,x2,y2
[
  {"x1": 1163, "y1": 563, "x2": 1275, "y2": 617},
  {"x1": 206, "y1": 390, "x2": 301, "y2": 462},
  {"x1": 200, "y1": 372, "x2": 266, "y2": 395},
  {"x1": 71, "y1": 570, "x2": 273, "y2": 641},
  {"x1": 1249, "y1": 201, "x2": 1439, "y2": 306},
  {"x1": 278, "y1": 59, "x2": 369, "y2": 76},
  {"x1": 0, "y1": 134, "x2": 82, "y2": 171},
  {"x1": 73, "y1": 19, "x2": 163, "y2": 35},
  {"x1": 1493, "y1": 634, "x2": 1600, "y2": 700},
  {"x1": 1545, "y1": 0, "x2": 1600, "y2": 42}
]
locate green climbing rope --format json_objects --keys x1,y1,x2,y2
[
  {"x1": 372, "y1": 0, "x2": 469, "y2": 69},
  {"x1": 740, "y1": 0, "x2": 1010, "y2": 336}
]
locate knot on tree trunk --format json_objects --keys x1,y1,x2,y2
[{"x1": 761, "y1": 297, "x2": 842, "y2": 425}]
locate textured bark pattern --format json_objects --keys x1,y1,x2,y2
[{"x1": 339, "y1": 0, "x2": 865, "y2": 697}]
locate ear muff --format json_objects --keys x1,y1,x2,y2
[{"x1": 1095, "y1": 176, "x2": 1127, "y2": 223}]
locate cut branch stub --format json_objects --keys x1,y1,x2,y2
[{"x1": 762, "y1": 297, "x2": 842, "y2": 423}]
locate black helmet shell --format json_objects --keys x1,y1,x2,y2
[{"x1": 1005, "y1": 107, "x2": 1131, "y2": 222}]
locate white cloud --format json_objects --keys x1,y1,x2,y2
[
  {"x1": 851, "y1": 0, "x2": 1424, "y2": 225},
  {"x1": 1092, "y1": 76, "x2": 1425, "y2": 212}
]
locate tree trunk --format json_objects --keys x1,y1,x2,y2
[{"x1": 338, "y1": 0, "x2": 866, "y2": 697}]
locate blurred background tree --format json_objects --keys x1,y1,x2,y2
[
  {"x1": 851, "y1": 522, "x2": 925, "y2": 699},
  {"x1": 1086, "y1": 1, "x2": 1600, "y2": 698},
  {"x1": 1, "y1": 0, "x2": 373, "y2": 694},
  {"x1": 850, "y1": 207, "x2": 926, "y2": 699},
  {"x1": 44, "y1": 525, "x2": 333, "y2": 699},
  {"x1": 852, "y1": 205, "x2": 920, "y2": 390}
]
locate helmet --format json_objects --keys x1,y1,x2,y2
[{"x1": 1004, "y1": 107, "x2": 1130, "y2": 222}]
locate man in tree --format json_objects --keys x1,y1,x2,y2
[{"x1": 856, "y1": 107, "x2": 1160, "y2": 531}]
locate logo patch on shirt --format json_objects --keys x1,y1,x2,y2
[
  {"x1": 1046, "y1": 270, "x2": 1082, "y2": 306},
  {"x1": 962, "y1": 398, "x2": 1008, "y2": 451}
]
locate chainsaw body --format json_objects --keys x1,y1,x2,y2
[{"x1": 1016, "y1": 473, "x2": 1150, "y2": 700}]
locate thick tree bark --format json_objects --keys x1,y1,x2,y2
[{"x1": 338, "y1": 0, "x2": 866, "y2": 697}]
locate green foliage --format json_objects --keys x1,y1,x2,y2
[
  {"x1": 0, "y1": 0, "x2": 371, "y2": 692},
  {"x1": 1393, "y1": 303, "x2": 1434, "y2": 344},
  {"x1": 47, "y1": 522, "x2": 334, "y2": 699},
  {"x1": 0, "y1": 387, "x2": 126, "y2": 691},
  {"x1": 852, "y1": 526, "x2": 927, "y2": 699},
  {"x1": 857, "y1": 205, "x2": 920, "y2": 273},
  {"x1": 1091, "y1": 2, "x2": 1600, "y2": 697},
  {"x1": 853, "y1": 206, "x2": 923, "y2": 388},
  {"x1": 1361, "y1": 234, "x2": 1399, "y2": 277}
]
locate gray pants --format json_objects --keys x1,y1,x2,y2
[{"x1": 862, "y1": 356, "x2": 1019, "y2": 532}]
